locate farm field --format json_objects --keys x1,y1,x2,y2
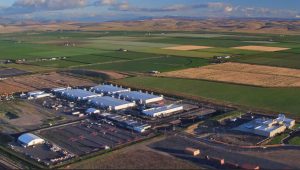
[
  {"x1": 83, "y1": 56, "x2": 209, "y2": 73},
  {"x1": 163, "y1": 45, "x2": 213, "y2": 51},
  {"x1": 117, "y1": 76, "x2": 300, "y2": 117},
  {"x1": 231, "y1": 52, "x2": 300, "y2": 69},
  {"x1": 160, "y1": 62, "x2": 300, "y2": 87},
  {"x1": 232, "y1": 46, "x2": 290, "y2": 52}
]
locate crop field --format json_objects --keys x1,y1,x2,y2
[
  {"x1": 83, "y1": 56, "x2": 209, "y2": 73},
  {"x1": 231, "y1": 52, "x2": 300, "y2": 69},
  {"x1": 160, "y1": 62, "x2": 300, "y2": 87},
  {"x1": 232, "y1": 46, "x2": 290, "y2": 52},
  {"x1": 0, "y1": 30, "x2": 299, "y2": 117},
  {"x1": 118, "y1": 76, "x2": 300, "y2": 117},
  {"x1": 163, "y1": 45, "x2": 213, "y2": 51}
]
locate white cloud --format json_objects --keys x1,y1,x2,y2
[{"x1": 13, "y1": 0, "x2": 88, "y2": 11}]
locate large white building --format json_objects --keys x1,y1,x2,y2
[
  {"x1": 117, "y1": 91, "x2": 163, "y2": 104},
  {"x1": 58, "y1": 89, "x2": 101, "y2": 101},
  {"x1": 27, "y1": 91, "x2": 51, "y2": 99},
  {"x1": 89, "y1": 96, "x2": 136, "y2": 111},
  {"x1": 99, "y1": 113, "x2": 151, "y2": 133},
  {"x1": 18, "y1": 133, "x2": 45, "y2": 148},
  {"x1": 236, "y1": 114, "x2": 296, "y2": 137},
  {"x1": 90, "y1": 84, "x2": 130, "y2": 95},
  {"x1": 142, "y1": 104, "x2": 183, "y2": 117}
]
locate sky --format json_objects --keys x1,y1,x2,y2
[{"x1": 0, "y1": 0, "x2": 299, "y2": 22}]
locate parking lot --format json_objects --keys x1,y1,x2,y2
[{"x1": 39, "y1": 119, "x2": 148, "y2": 156}]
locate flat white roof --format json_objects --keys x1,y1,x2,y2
[
  {"x1": 89, "y1": 96, "x2": 134, "y2": 107},
  {"x1": 60, "y1": 89, "x2": 100, "y2": 99},
  {"x1": 118, "y1": 91, "x2": 162, "y2": 101},
  {"x1": 91, "y1": 84, "x2": 129, "y2": 94},
  {"x1": 143, "y1": 104, "x2": 183, "y2": 115}
]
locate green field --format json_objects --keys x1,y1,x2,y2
[
  {"x1": 118, "y1": 76, "x2": 300, "y2": 116},
  {"x1": 289, "y1": 136, "x2": 300, "y2": 145},
  {"x1": 83, "y1": 56, "x2": 209, "y2": 72}
]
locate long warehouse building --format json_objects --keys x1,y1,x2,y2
[
  {"x1": 89, "y1": 96, "x2": 136, "y2": 111},
  {"x1": 117, "y1": 91, "x2": 163, "y2": 104},
  {"x1": 58, "y1": 89, "x2": 101, "y2": 101},
  {"x1": 90, "y1": 84, "x2": 130, "y2": 95},
  {"x1": 142, "y1": 104, "x2": 184, "y2": 117}
]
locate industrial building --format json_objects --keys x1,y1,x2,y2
[
  {"x1": 117, "y1": 91, "x2": 163, "y2": 104},
  {"x1": 18, "y1": 133, "x2": 45, "y2": 148},
  {"x1": 89, "y1": 96, "x2": 136, "y2": 111},
  {"x1": 90, "y1": 84, "x2": 130, "y2": 95},
  {"x1": 99, "y1": 113, "x2": 151, "y2": 133},
  {"x1": 275, "y1": 114, "x2": 295, "y2": 129},
  {"x1": 142, "y1": 104, "x2": 184, "y2": 117},
  {"x1": 51, "y1": 87, "x2": 70, "y2": 93},
  {"x1": 27, "y1": 91, "x2": 51, "y2": 99},
  {"x1": 58, "y1": 89, "x2": 101, "y2": 101},
  {"x1": 236, "y1": 114, "x2": 295, "y2": 137},
  {"x1": 85, "y1": 108, "x2": 100, "y2": 114}
]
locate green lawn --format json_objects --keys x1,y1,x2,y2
[
  {"x1": 268, "y1": 133, "x2": 288, "y2": 145},
  {"x1": 118, "y1": 76, "x2": 300, "y2": 116},
  {"x1": 288, "y1": 136, "x2": 300, "y2": 145}
]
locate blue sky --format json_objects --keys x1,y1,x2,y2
[{"x1": 0, "y1": 0, "x2": 299, "y2": 22}]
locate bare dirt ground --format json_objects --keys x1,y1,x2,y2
[
  {"x1": 160, "y1": 62, "x2": 300, "y2": 87},
  {"x1": 0, "y1": 101, "x2": 55, "y2": 133},
  {"x1": 232, "y1": 45, "x2": 290, "y2": 52},
  {"x1": 163, "y1": 45, "x2": 213, "y2": 51},
  {"x1": 0, "y1": 72, "x2": 95, "y2": 95},
  {"x1": 66, "y1": 136, "x2": 202, "y2": 170}
]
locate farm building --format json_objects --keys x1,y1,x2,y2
[
  {"x1": 18, "y1": 133, "x2": 45, "y2": 148},
  {"x1": 89, "y1": 96, "x2": 136, "y2": 111},
  {"x1": 142, "y1": 104, "x2": 183, "y2": 117},
  {"x1": 99, "y1": 113, "x2": 151, "y2": 133},
  {"x1": 90, "y1": 84, "x2": 130, "y2": 95},
  {"x1": 58, "y1": 89, "x2": 101, "y2": 101},
  {"x1": 117, "y1": 91, "x2": 163, "y2": 104}
]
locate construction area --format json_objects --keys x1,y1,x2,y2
[{"x1": 0, "y1": 72, "x2": 95, "y2": 96}]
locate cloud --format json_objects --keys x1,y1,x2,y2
[
  {"x1": 12, "y1": 0, "x2": 88, "y2": 11},
  {"x1": 100, "y1": 0, "x2": 117, "y2": 5},
  {"x1": 107, "y1": 2, "x2": 233, "y2": 13}
]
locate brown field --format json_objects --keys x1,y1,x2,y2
[
  {"x1": 163, "y1": 45, "x2": 213, "y2": 51},
  {"x1": 66, "y1": 136, "x2": 201, "y2": 170},
  {"x1": 0, "y1": 72, "x2": 95, "y2": 95},
  {"x1": 232, "y1": 45, "x2": 290, "y2": 52},
  {"x1": 160, "y1": 62, "x2": 300, "y2": 87}
]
